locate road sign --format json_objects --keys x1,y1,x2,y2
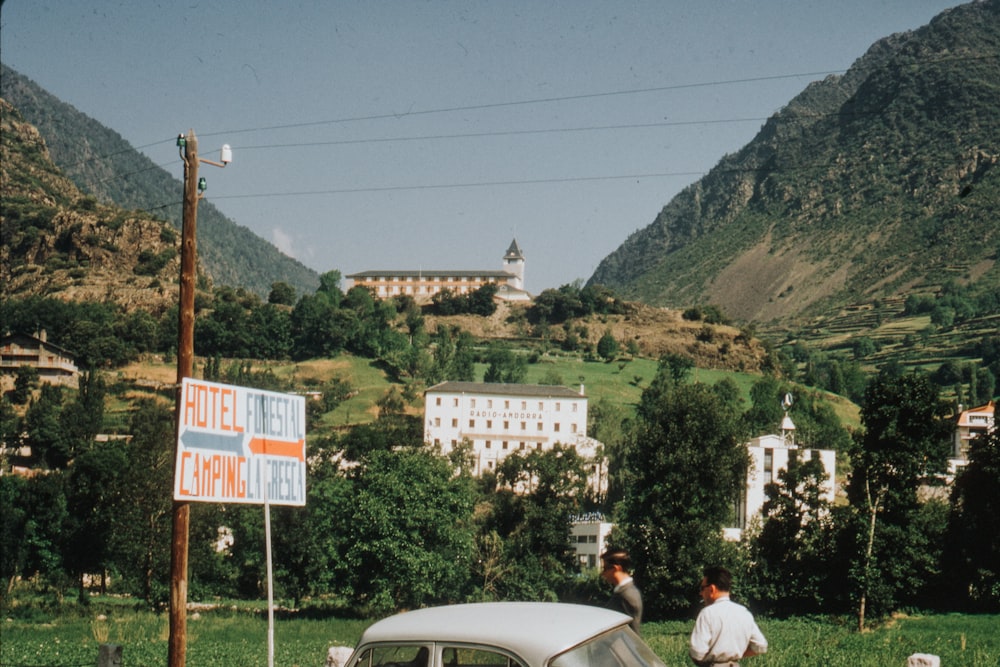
[{"x1": 173, "y1": 377, "x2": 306, "y2": 506}]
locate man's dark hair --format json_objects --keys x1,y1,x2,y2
[
  {"x1": 601, "y1": 549, "x2": 632, "y2": 572},
  {"x1": 703, "y1": 566, "x2": 733, "y2": 592}
]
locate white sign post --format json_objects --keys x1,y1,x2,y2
[{"x1": 174, "y1": 377, "x2": 306, "y2": 667}]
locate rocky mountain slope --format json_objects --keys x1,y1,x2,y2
[
  {"x1": 2, "y1": 99, "x2": 182, "y2": 313},
  {"x1": 589, "y1": 0, "x2": 1000, "y2": 323},
  {"x1": 1, "y1": 65, "x2": 319, "y2": 300}
]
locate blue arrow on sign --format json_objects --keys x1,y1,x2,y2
[{"x1": 180, "y1": 429, "x2": 246, "y2": 457}]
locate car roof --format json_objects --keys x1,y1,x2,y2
[{"x1": 356, "y1": 602, "x2": 632, "y2": 666}]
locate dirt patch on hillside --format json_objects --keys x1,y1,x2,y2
[{"x1": 428, "y1": 302, "x2": 769, "y2": 373}]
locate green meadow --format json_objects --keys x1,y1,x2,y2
[{"x1": 2, "y1": 600, "x2": 997, "y2": 667}]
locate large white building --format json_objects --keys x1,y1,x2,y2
[
  {"x1": 346, "y1": 239, "x2": 530, "y2": 302},
  {"x1": 725, "y1": 414, "x2": 836, "y2": 541},
  {"x1": 423, "y1": 381, "x2": 606, "y2": 492}
]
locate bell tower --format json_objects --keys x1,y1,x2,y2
[{"x1": 503, "y1": 239, "x2": 525, "y2": 291}]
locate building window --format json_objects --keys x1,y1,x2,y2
[
  {"x1": 572, "y1": 403, "x2": 578, "y2": 412},
  {"x1": 486, "y1": 441, "x2": 492, "y2": 449},
  {"x1": 521, "y1": 401, "x2": 527, "y2": 410},
  {"x1": 537, "y1": 422, "x2": 543, "y2": 431},
  {"x1": 571, "y1": 423, "x2": 577, "y2": 433},
  {"x1": 536, "y1": 443, "x2": 543, "y2": 450},
  {"x1": 471, "y1": 399, "x2": 476, "y2": 408},
  {"x1": 469, "y1": 419, "x2": 475, "y2": 428},
  {"x1": 503, "y1": 421, "x2": 509, "y2": 430},
  {"x1": 555, "y1": 423, "x2": 561, "y2": 432},
  {"x1": 520, "y1": 422, "x2": 526, "y2": 431},
  {"x1": 502, "y1": 441, "x2": 509, "y2": 450},
  {"x1": 538, "y1": 402, "x2": 544, "y2": 411},
  {"x1": 453, "y1": 398, "x2": 459, "y2": 407},
  {"x1": 434, "y1": 417, "x2": 441, "y2": 427},
  {"x1": 556, "y1": 402, "x2": 561, "y2": 412},
  {"x1": 452, "y1": 418, "x2": 458, "y2": 427},
  {"x1": 519, "y1": 442, "x2": 526, "y2": 450},
  {"x1": 504, "y1": 400, "x2": 510, "y2": 409},
  {"x1": 764, "y1": 448, "x2": 774, "y2": 483},
  {"x1": 436, "y1": 397, "x2": 442, "y2": 406},
  {"x1": 487, "y1": 399, "x2": 493, "y2": 409},
  {"x1": 486, "y1": 420, "x2": 493, "y2": 428}
]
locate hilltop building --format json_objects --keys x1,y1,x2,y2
[
  {"x1": 423, "y1": 380, "x2": 606, "y2": 494},
  {"x1": 0, "y1": 331, "x2": 79, "y2": 388},
  {"x1": 725, "y1": 412, "x2": 836, "y2": 541},
  {"x1": 346, "y1": 239, "x2": 530, "y2": 302}
]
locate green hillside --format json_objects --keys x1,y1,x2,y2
[{"x1": 589, "y1": 0, "x2": 1000, "y2": 325}]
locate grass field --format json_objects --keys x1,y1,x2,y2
[{"x1": 2, "y1": 601, "x2": 997, "y2": 667}]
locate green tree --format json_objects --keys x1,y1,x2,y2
[
  {"x1": 745, "y1": 455, "x2": 836, "y2": 615},
  {"x1": 108, "y1": 399, "x2": 175, "y2": 603},
  {"x1": 24, "y1": 384, "x2": 68, "y2": 468},
  {"x1": 483, "y1": 346, "x2": 527, "y2": 384},
  {"x1": 268, "y1": 281, "x2": 296, "y2": 305},
  {"x1": 63, "y1": 438, "x2": 127, "y2": 600},
  {"x1": 617, "y1": 361, "x2": 748, "y2": 618},
  {"x1": 0, "y1": 472, "x2": 67, "y2": 592},
  {"x1": 844, "y1": 372, "x2": 952, "y2": 630},
  {"x1": 338, "y1": 448, "x2": 476, "y2": 614},
  {"x1": 484, "y1": 446, "x2": 590, "y2": 600},
  {"x1": 596, "y1": 330, "x2": 620, "y2": 362},
  {"x1": 11, "y1": 365, "x2": 39, "y2": 405},
  {"x1": 943, "y1": 427, "x2": 1000, "y2": 611}
]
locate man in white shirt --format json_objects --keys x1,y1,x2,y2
[{"x1": 689, "y1": 566, "x2": 767, "y2": 667}]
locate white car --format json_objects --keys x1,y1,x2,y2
[{"x1": 346, "y1": 602, "x2": 666, "y2": 667}]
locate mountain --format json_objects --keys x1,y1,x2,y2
[
  {"x1": 588, "y1": 0, "x2": 1000, "y2": 324},
  {"x1": 1, "y1": 65, "x2": 320, "y2": 300},
  {"x1": 1, "y1": 99, "x2": 182, "y2": 312}
]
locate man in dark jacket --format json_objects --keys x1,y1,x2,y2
[{"x1": 600, "y1": 548, "x2": 643, "y2": 633}]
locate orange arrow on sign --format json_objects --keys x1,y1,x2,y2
[{"x1": 247, "y1": 437, "x2": 305, "y2": 461}]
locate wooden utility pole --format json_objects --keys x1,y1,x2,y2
[{"x1": 169, "y1": 129, "x2": 199, "y2": 667}]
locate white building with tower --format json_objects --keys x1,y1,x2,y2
[
  {"x1": 346, "y1": 239, "x2": 530, "y2": 302},
  {"x1": 725, "y1": 396, "x2": 837, "y2": 541}
]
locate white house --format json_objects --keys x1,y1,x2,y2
[
  {"x1": 570, "y1": 515, "x2": 614, "y2": 570},
  {"x1": 725, "y1": 414, "x2": 836, "y2": 541},
  {"x1": 950, "y1": 400, "x2": 995, "y2": 475},
  {"x1": 423, "y1": 381, "x2": 606, "y2": 493},
  {"x1": 0, "y1": 331, "x2": 79, "y2": 388}
]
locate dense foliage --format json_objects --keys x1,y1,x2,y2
[{"x1": 2, "y1": 276, "x2": 998, "y2": 622}]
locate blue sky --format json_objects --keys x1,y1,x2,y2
[{"x1": 1, "y1": 1, "x2": 964, "y2": 293}]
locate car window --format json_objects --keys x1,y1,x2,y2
[
  {"x1": 353, "y1": 645, "x2": 430, "y2": 667},
  {"x1": 550, "y1": 628, "x2": 665, "y2": 667},
  {"x1": 442, "y1": 646, "x2": 524, "y2": 667}
]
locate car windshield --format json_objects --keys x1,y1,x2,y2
[{"x1": 549, "y1": 627, "x2": 666, "y2": 667}]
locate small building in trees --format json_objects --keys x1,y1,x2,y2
[
  {"x1": 423, "y1": 380, "x2": 606, "y2": 493},
  {"x1": 346, "y1": 239, "x2": 531, "y2": 302},
  {"x1": 725, "y1": 413, "x2": 836, "y2": 541},
  {"x1": 570, "y1": 514, "x2": 614, "y2": 570},
  {"x1": 0, "y1": 331, "x2": 79, "y2": 388},
  {"x1": 950, "y1": 400, "x2": 996, "y2": 474}
]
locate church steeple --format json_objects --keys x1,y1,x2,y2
[{"x1": 503, "y1": 239, "x2": 525, "y2": 290}]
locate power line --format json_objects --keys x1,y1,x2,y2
[{"x1": 196, "y1": 70, "x2": 848, "y2": 140}]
